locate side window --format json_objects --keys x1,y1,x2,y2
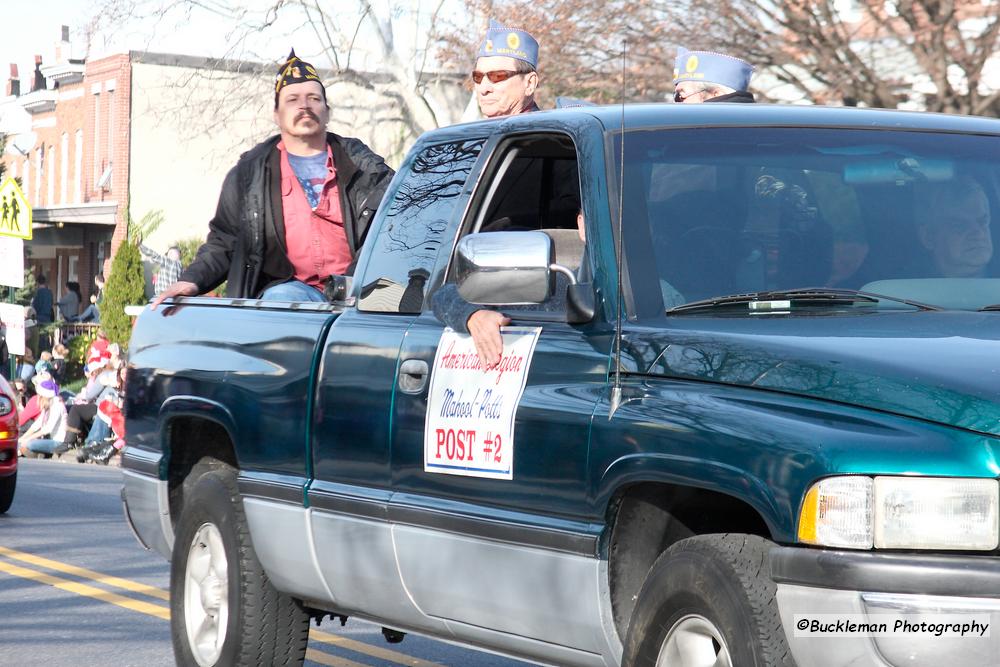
[
  {"x1": 358, "y1": 139, "x2": 485, "y2": 313},
  {"x1": 453, "y1": 134, "x2": 583, "y2": 314}
]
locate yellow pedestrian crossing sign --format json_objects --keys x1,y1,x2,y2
[{"x1": 0, "y1": 176, "x2": 32, "y2": 240}]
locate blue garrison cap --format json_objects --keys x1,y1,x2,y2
[
  {"x1": 477, "y1": 19, "x2": 539, "y2": 69},
  {"x1": 673, "y1": 48, "x2": 754, "y2": 92}
]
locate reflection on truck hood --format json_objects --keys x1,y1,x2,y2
[{"x1": 635, "y1": 311, "x2": 1000, "y2": 437}]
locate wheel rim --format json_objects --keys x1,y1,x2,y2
[
  {"x1": 656, "y1": 614, "x2": 732, "y2": 667},
  {"x1": 184, "y1": 522, "x2": 230, "y2": 667}
]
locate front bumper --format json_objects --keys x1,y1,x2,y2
[
  {"x1": 120, "y1": 447, "x2": 173, "y2": 559},
  {"x1": 771, "y1": 546, "x2": 1000, "y2": 667}
]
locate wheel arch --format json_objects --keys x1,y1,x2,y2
[
  {"x1": 158, "y1": 396, "x2": 240, "y2": 526},
  {"x1": 601, "y1": 472, "x2": 783, "y2": 641}
]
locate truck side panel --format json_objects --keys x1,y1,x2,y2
[{"x1": 125, "y1": 302, "x2": 335, "y2": 557}]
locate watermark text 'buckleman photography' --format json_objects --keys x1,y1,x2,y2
[{"x1": 794, "y1": 614, "x2": 991, "y2": 638}]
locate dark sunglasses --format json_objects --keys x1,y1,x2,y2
[{"x1": 471, "y1": 70, "x2": 523, "y2": 84}]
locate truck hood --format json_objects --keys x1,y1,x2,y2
[{"x1": 636, "y1": 311, "x2": 1000, "y2": 437}]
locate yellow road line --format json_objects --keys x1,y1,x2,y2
[
  {"x1": 0, "y1": 547, "x2": 446, "y2": 667},
  {"x1": 0, "y1": 558, "x2": 170, "y2": 619},
  {"x1": 312, "y1": 629, "x2": 447, "y2": 667},
  {"x1": 0, "y1": 545, "x2": 170, "y2": 601},
  {"x1": 305, "y1": 648, "x2": 374, "y2": 667}
]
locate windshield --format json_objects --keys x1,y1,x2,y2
[{"x1": 616, "y1": 127, "x2": 1000, "y2": 311}]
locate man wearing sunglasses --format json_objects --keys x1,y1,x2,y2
[
  {"x1": 472, "y1": 20, "x2": 541, "y2": 118},
  {"x1": 428, "y1": 20, "x2": 544, "y2": 360},
  {"x1": 673, "y1": 48, "x2": 755, "y2": 104}
]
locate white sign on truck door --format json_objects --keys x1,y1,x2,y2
[{"x1": 424, "y1": 327, "x2": 541, "y2": 480}]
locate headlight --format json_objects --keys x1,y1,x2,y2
[
  {"x1": 0, "y1": 396, "x2": 13, "y2": 417},
  {"x1": 798, "y1": 476, "x2": 999, "y2": 551},
  {"x1": 874, "y1": 477, "x2": 998, "y2": 550}
]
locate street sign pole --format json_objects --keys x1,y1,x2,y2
[{"x1": 6, "y1": 287, "x2": 13, "y2": 379}]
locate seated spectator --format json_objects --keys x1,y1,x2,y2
[
  {"x1": 10, "y1": 379, "x2": 27, "y2": 410},
  {"x1": 35, "y1": 350, "x2": 54, "y2": 376},
  {"x1": 73, "y1": 294, "x2": 100, "y2": 323},
  {"x1": 18, "y1": 378, "x2": 67, "y2": 458},
  {"x1": 11, "y1": 378, "x2": 39, "y2": 435},
  {"x1": 78, "y1": 367, "x2": 127, "y2": 464},
  {"x1": 50, "y1": 344, "x2": 68, "y2": 383},
  {"x1": 16, "y1": 349, "x2": 36, "y2": 383},
  {"x1": 108, "y1": 342, "x2": 122, "y2": 370},
  {"x1": 61, "y1": 368, "x2": 115, "y2": 449},
  {"x1": 86, "y1": 330, "x2": 111, "y2": 371},
  {"x1": 58, "y1": 281, "x2": 82, "y2": 321},
  {"x1": 23, "y1": 306, "x2": 38, "y2": 360}
]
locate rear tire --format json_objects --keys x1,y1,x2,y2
[
  {"x1": 0, "y1": 471, "x2": 15, "y2": 514},
  {"x1": 622, "y1": 534, "x2": 793, "y2": 667},
  {"x1": 169, "y1": 460, "x2": 309, "y2": 666}
]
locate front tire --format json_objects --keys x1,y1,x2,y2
[
  {"x1": 170, "y1": 460, "x2": 309, "y2": 666},
  {"x1": 622, "y1": 534, "x2": 793, "y2": 667},
  {"x1": 0, "y1": 471, "x2": 15, "y2": 514}
]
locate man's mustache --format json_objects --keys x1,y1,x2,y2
[{"x1": 295, "y1": 110, "x2": 320, "y2": 122}]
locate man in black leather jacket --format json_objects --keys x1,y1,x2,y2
[{"x1": 152, "y1": 50, "x2": 393, "y2": 306}]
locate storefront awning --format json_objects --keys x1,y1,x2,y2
[{"x1": 33, "y1": 202, "x2": 118, "y2": 226}]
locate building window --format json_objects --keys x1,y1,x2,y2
[
  {"x1": 93, "y1": 91, "x2": 101, "y2": 188},
  {"x1": 35, "y1": 146, "x2": 43, "y2": 204},
  {"x1": 60, "y1": 132, "x2": 69, "y2": 204},
  {"x1": 106, "y1": 88, "x2": 114, "y2": 190},
  {"x1": 75, "y1": 130, "x2": 83, "y2": 203},
  {"x1": 47, "y1": 144, "x2": 55, "y2": 206}
]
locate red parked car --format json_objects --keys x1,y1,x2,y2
[{"x1": 0, "y1": 375, "x2": 18, "y2": 513}]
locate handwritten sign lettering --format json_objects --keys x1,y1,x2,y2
[{"x1": 424, "y1": 327, "x2": 541, "y2": 479}]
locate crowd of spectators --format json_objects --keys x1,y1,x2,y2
[
  {"x1": 11, "y1": 328, "x2": 126, "y2": 465},
  {"x1": 5, "y1": 269, "x2": 122, "y2": 465}
]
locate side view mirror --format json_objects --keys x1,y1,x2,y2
[{"x1": 454, "y1": 231, "x2": 558, "y2": 305}]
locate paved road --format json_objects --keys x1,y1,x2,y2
[{"x1": 0, "y1": 459, "x2": 536, "y2": 667}]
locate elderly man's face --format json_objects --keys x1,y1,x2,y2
[
  {"x1": 919, "y1": 186, "x2": 993, "y2": 277},
  {"x1": 274, "y1": 81, "x2": 329, "y2": 141},
  {"x1": 673, "y1": 81, "x2": 717, "y2": 103},
  {"x1": 474, "y1": 56, "x2": 537, "y2": 118}
]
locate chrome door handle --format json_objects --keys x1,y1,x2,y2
[{"x1": 398, "y1": 359, "x2": 429, "y2": 395}]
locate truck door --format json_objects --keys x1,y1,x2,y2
[
  {"x1": 307, "y1": 137, "x2": 488, "y2": 627},
  {"x1": 388, "y1": 131, "x2": 614, "y2": 653}
]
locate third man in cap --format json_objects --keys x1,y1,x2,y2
[{"x1": 673, "y1": 48, "x2": 755, "y2": 103}]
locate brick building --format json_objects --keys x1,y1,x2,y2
[
  {"x1": 0, "y1": 34, "x2": 118, "y2": 307},
  {"x1": 0, "y1": 39, "x2": 273, "y2": 305}
]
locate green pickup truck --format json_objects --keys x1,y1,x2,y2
[{"x1": 123, "y1": 103, "x2": 1000, "y2": 667}]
